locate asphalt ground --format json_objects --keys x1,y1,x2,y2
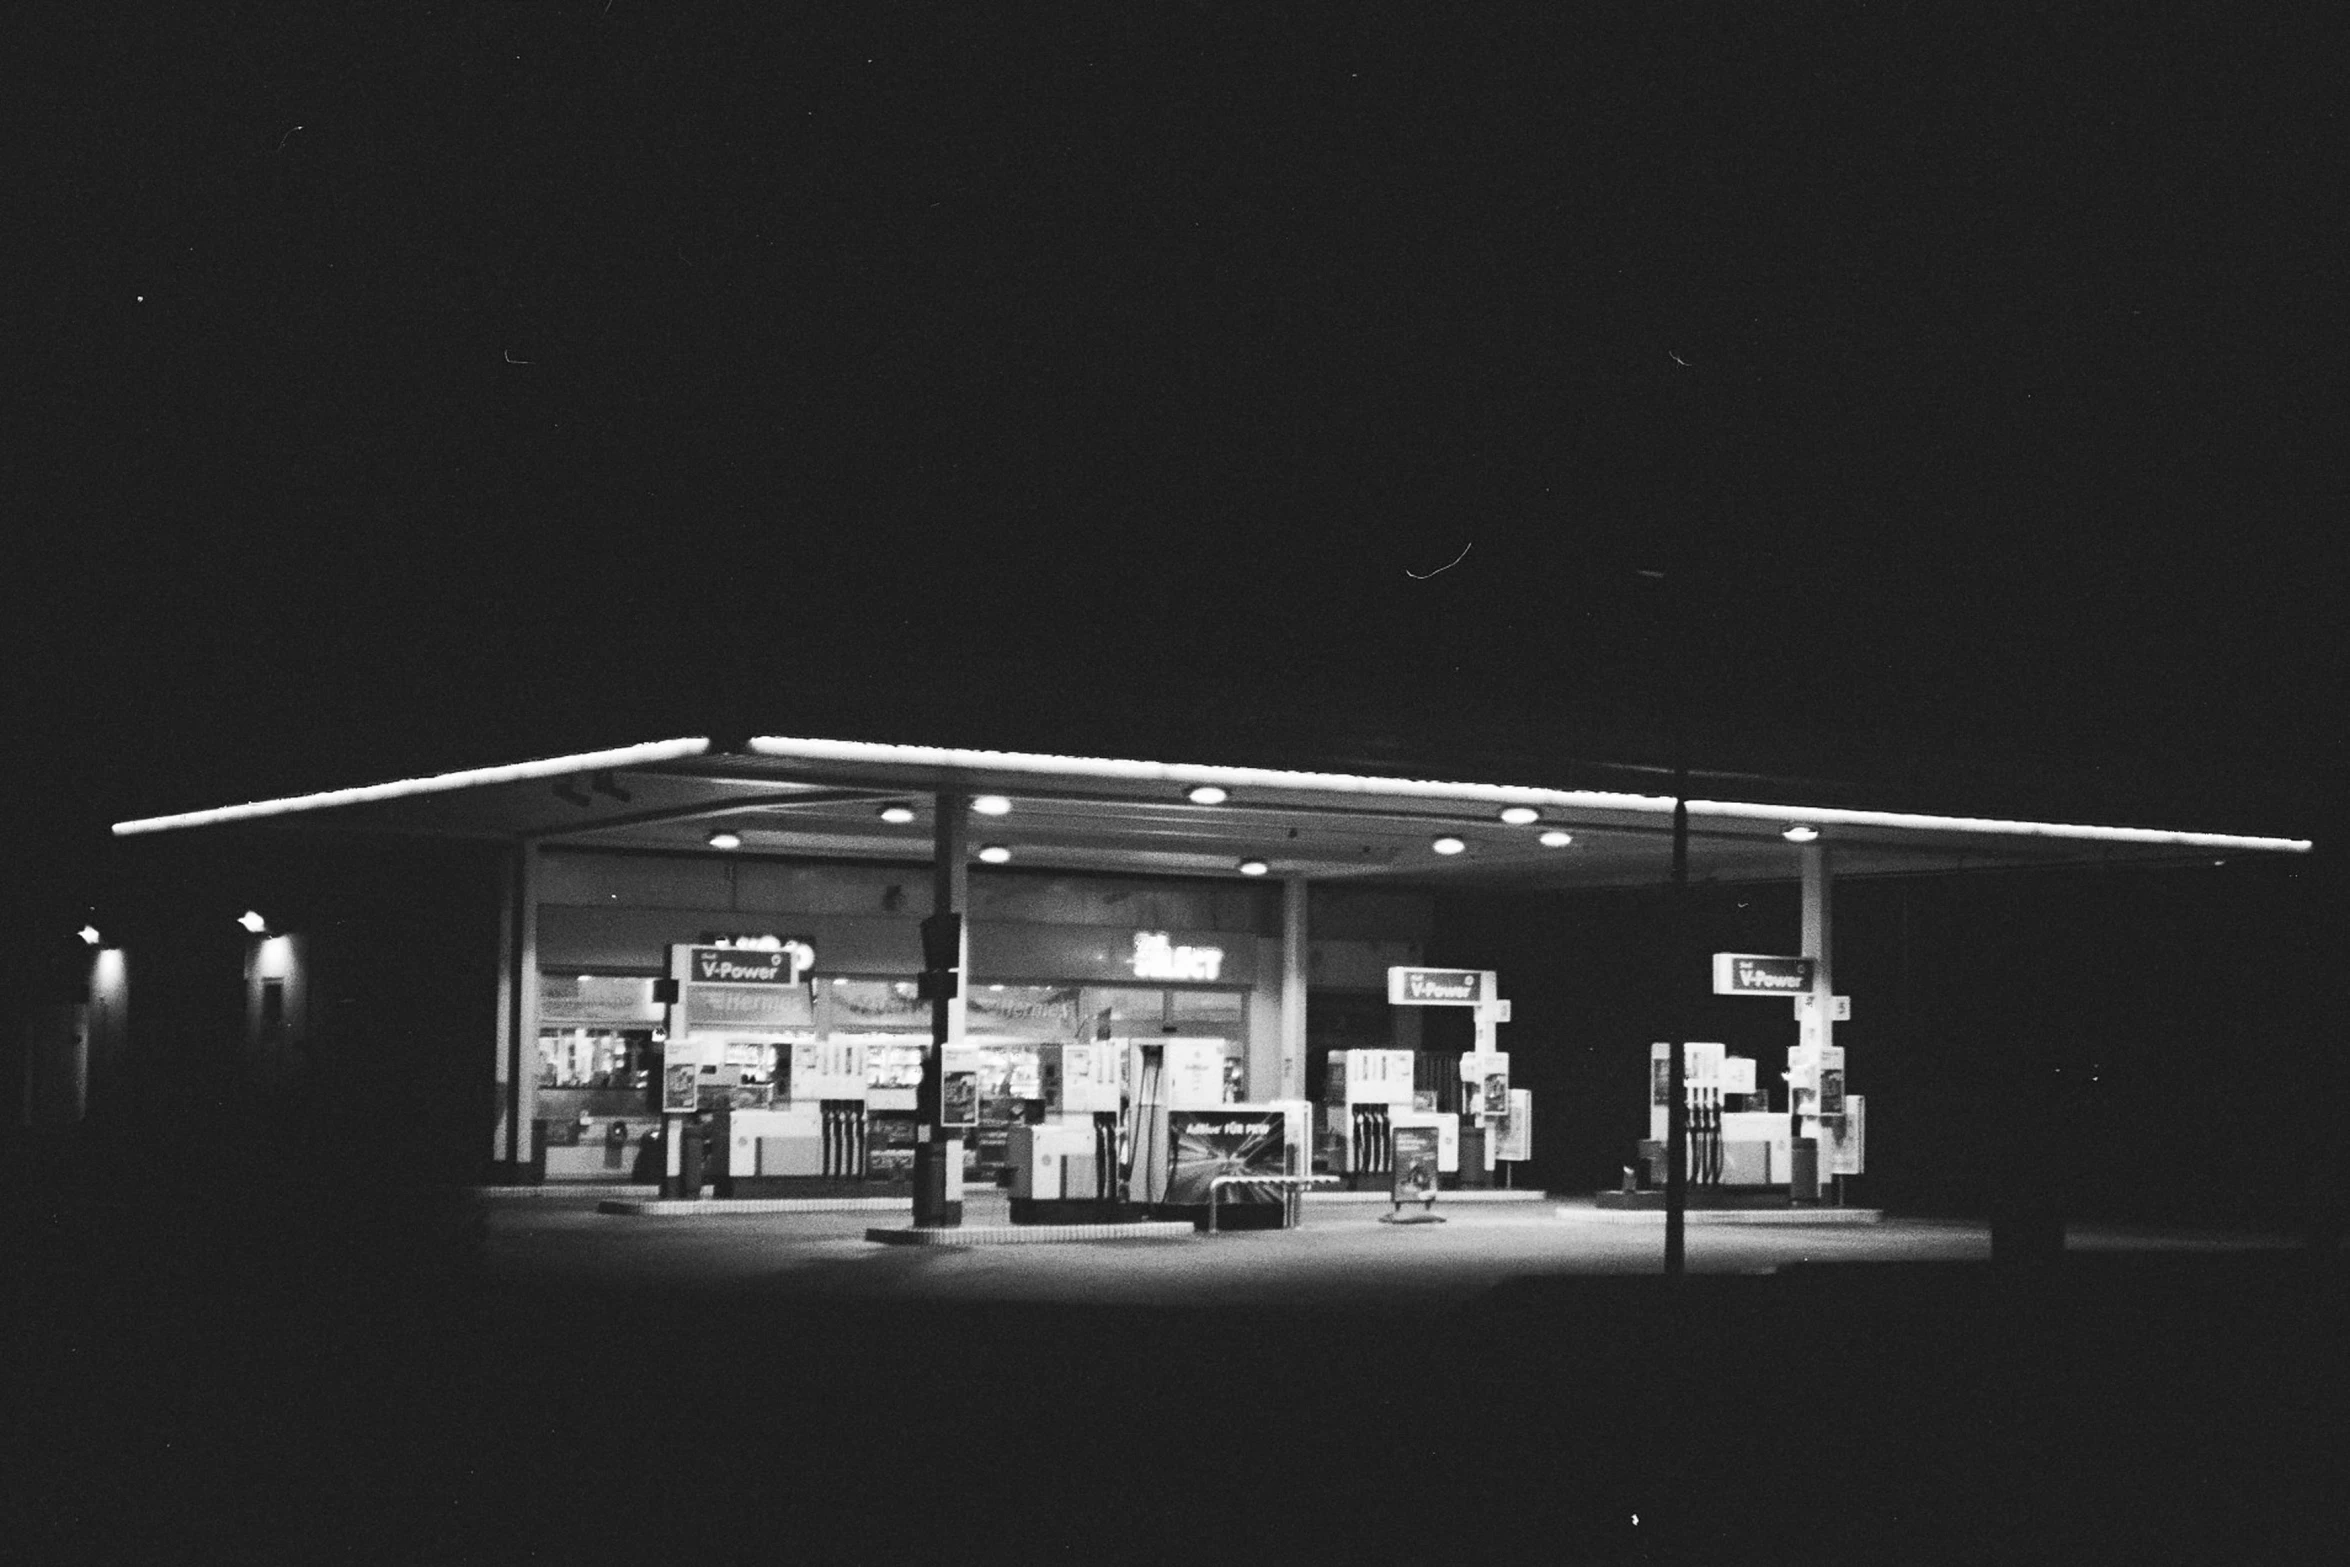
[{"x1": 6, "y1": 1184, "x2": 2344, "y2": 1566}]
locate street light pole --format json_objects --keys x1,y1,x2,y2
[
  {"x1": 1667, "y1": 773, "x2": 1690, "y2": 1275},
  {"x1": 1641, "y1": 566, "x2": 1691, "y2": 1276}
]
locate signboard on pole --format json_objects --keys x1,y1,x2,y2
[
  {"x1": 1825, "y1": 1095, "x2": 1865, "y2": 1175},
  {"x1": 660, "y1": 1037, "x2": 701, "y2": 1115},
  {"x1": 1712, "y1": 953, "x2": 1818, "y2": 995},
  {"x1": 673, "y1": 943, "x2": 816, "y2": 1033},
  {"x1": 1385, "y1": 967, "x2": 1494, "y2": 1006},
  {"x1": 1495, "y1": 1089, "x2": 1533, "y2": 1161},
  {"x1": 1461, "y1": 1052, "x2": 1510, "y2": 1116}
]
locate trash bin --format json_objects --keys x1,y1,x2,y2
[
  {"x1": 1457, "y1": 1124, "x2": 1490, "y2": 1189},
  {"x1": 527, "y1": 1119, "x2": 549, "y2": 1185},
  {"x1": 1790, "y1": 1136, "x2": 1820, "y2": 1204},
  {"x1": 676, "y1": 1121, "x2": 707, "y2": 1197}
]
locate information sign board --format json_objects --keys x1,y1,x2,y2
[
  {"x1": 1385, "y1": 967, "x2": 1493, "y2": 1006},
  {"x1": 1712, "y1": 953, "x2": 1817, "y2": 995}
]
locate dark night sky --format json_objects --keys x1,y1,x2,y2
[{"x1": 10, "y1": 5, "x2": 2343, "y2": 911}]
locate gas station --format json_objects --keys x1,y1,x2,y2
[{"x1": 86, "y1": 731, "x2": 2315, "y2": 1241}]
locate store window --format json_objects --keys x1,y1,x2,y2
[{"x1": 536, "y1": 1028, "x2": 661, "y2": 1092}]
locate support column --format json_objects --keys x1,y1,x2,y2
[
  {"x1": 914, "y1": 790, "x2": 969, "y2": 1226},
  {"x1": 1798, "y1": 841, "x2": 1834, "y2": 1204},
  {"x1": 491, "y1": 855, "x2": 514, "y2": 1171},
  {"x1": 1280, "y1": 877, "x2": 1309, "y2": 1104},
  {"x1": 497, "y1": 840, "x2": 542, "y2": 1183}
]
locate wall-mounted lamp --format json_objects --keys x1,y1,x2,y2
[
  {"x1": 1498, "y1": 806, "x2": 1540, "y2": 825},
  {"x1": 878, "y1": 804, "x2": 917, "y2": 824},
  {"x1": 1782, "y1": 824, "x2": 1820, "y2": 843},
  {"x1": 238, "y1": 910, "x2": 268, "y2": 934},
  {"x1": 972, "y1": 795, "x2": 1012, "y2": 816},
  {"x1": 78, "y1": 925, "x2": 102, "y2": 946},
  {"x1": 976, "y1": 844, "x2": 1012, "y2": 864},
  {"x1": 1538, "y1": 830, "x2": 1574, "y2": 848},
  {"x1": 1237, "y1": 859, "x2": 1269, "y2": 876},
  {"x1": 1186, "y1": 785, "x2": 1229, "y2": 805},
  {"x1": 1431, "y1": 837, "x2": 1467, "y2": 856},
  {"x1": 706, "y1": 829, "x2": 743, "y2": 850}
]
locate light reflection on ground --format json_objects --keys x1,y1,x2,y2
[{"x1": 480, "y1": 1189, "x2": 2309, "y2": 1311}]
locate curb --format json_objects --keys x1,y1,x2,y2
[
  {"x1": 1305, "y1": 1189, "x2": 1550, "y2": 1205},
  {"x1": 599, "y1": 1197, "x2": 912, "y2": 1216},
  {"x1": 1560, "y1": 1206, "x2": 1887, "y2": 1226},
  {"x1": 865, "y1": 1221, "x2": 1197, "y2": 1246}
]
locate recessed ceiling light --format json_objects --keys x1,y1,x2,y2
[
  {"x1": 972, "y1": 795, "x2": 1012, "y2": 816},
  {"x1": 1186, "y1": 784, "x2": 1229, "y2": 805},
  {"x1": 1431, "y1": 837, "x2": 1466, "y2": 856},
  {"x1": 1538, "y1": 829, "x2": 1573, "y2": 848},
  {"x1": 1499, "y1": 806, "x2": 1540, "y2": 825},
  {"x1": 706, "y1": 829, "x2": 743, "y2": 850},
  {"x1": 1237, "y1": 858, "x2": 1269, "y2": 876},
  {"x1": 1782, "y1": 824, "x2": 1820, "y2": 843},
  {"x1": 878, "y1": 804, "x2": 916, "y2": 824},
  {"x1": 977, "y1": 844, "x2": 1012, "y2": 864}
]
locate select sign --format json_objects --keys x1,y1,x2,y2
[
  {"x1": 1386, "y1": 967, "x2": 1495, "y2": 1006},
  {"x1": 1711, "y1": 953, "x2": 1817, "y2": 995}
]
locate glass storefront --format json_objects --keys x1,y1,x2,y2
[{"x1": 529, "y1": 963, "x2": 1257, "y2": 1181}]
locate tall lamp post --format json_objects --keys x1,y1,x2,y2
[{"x1": 1639, "y1": 568, "x2": 1693, "y2": 1276}]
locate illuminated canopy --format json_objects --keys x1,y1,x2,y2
[{"x1": 108, "y1": 733, "x2": 2313, "y2": 890}]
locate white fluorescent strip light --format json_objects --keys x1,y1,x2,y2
[
  {"x1": 745, "y1": 736, "x2": 2310, "y2": 855},
  {"x1": 1686, "y1": 800, "x2": 2311, "y2": 854},
  {"x1": 110, "y1": 738, "x2": 714, "y2": 836},
  {"x1": 745, "y1": 736, "x2": 1675, "y2": 815}
]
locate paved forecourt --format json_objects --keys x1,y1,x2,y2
[{"x1": 476, "y1": 1189, "x2": 2306, "y2": 1310}]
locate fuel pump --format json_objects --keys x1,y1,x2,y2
[
  {"x1": 1380, "y1": 967, "x2": 1533, "y2": 1191},
  {"x1": 1324, "y1": 1048, "x2": 1415, "y2": 1190},
  {"x1": 1010, "y1": 1040, "x2": 1125, "y2": 1222},
  {"x1": 1117, "y1": 1037, "x2": 1226, "y2": 1205},
  {"x1": 715, "y1": 1040, "x2": 869, "y2": 1198}
]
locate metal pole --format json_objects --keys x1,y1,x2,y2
[
  {"x1": 1666, "y1": 784, "x2": 1690, "y2": 1275},
  {"x1": 914, "y1": 790, "x2": 969, "y2": 1227},
  {"x1": 1641, "y1": 564, "x2": 1693, "y2": 1276}
]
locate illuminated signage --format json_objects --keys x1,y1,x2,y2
[
  {"x1": 1385, "y1": 967, "x2": 1493, "y2": 1006},
  {"x1": 1129, "y1": 931, "x2": 1225, "y2": 982},
  {"x1": 1711, "y1": 953, "x2": 1817, "y2": 995},
  {"x1": 689, "y1": 944, "x2": 813, "y2": 984}
]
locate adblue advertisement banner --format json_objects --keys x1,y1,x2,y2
[{"x1": 1165, "y1": 1110, "x2": 1287, "y2": 1206}]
